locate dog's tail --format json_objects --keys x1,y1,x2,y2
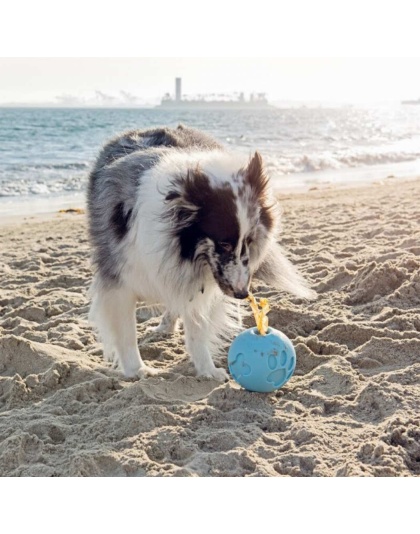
[{"x1": 255, "y1": 242, "x2": 316, "y2": 300}]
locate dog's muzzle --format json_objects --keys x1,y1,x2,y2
[{"x1": 233, "y1": 289, "x2": 249, "y2": 300}]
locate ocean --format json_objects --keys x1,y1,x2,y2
[{"x1": 1, "y1": 105, "x2": 420, "y2": 215}]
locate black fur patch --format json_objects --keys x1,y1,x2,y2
[
  {"x1": 165, "y1": 190, "x2": 181, "y2": 201},
  {"x1": 179, "y1": 227, "x2": 205, "y2": 261},
  {"x1": 149, "y1": 130, "x2": 169, "y2": 146},
  {"x1": 111, "y1": 202, "x2": 132, "y2": 240},
  {"x1": 175, "y1": 170, "x2": 240, "y2": 261}
]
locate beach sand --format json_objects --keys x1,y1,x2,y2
[{"x1": 0, "y1": 178, "x2": 419, "y2": 477}]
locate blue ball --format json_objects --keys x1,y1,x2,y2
[{"x1": 228, "y1": 327, "x2": 296, "y2": 393}]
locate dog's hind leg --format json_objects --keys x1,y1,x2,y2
[
  {"x1": 151, "y1": 310, "x2": 179, "y2": 334},
  {"x1": 89, "y1": 280, "x2": 157, "y2": 378}
]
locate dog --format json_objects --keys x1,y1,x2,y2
[{"x1": 87, "y1": 125, "x2": 314, "y2": 380}]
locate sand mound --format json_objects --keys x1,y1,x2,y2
[{"x1": 345, "y1": 261, "x2": 408, "y2": 305}]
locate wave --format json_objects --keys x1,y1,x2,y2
[
  {"x1": 0, "y1": 175, "x2": 86, "y2": 197},
  {"x1": 0, "y1": 161, "x2": 89, "y2": 197},
  {"x1": 265, "y1": 149, "x2": 420, "y2": 175},
  {"x1": 1, "y1": 148, "x2": 420, "y2": 199},
  {"x1": 4, "y1": 162, "x2": 90, "y2": 172}
]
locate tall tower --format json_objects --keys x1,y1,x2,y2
[{"x1": 175, "y1": 77, "x2": 182, "y2": 102}]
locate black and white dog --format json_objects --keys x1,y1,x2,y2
[{"x1": 87, "y1": 125, "x2": 314, "y2": 380}]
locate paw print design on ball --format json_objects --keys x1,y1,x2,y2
[{"x1": 228, "y1": 327, "x2": 296, "y2": 392}]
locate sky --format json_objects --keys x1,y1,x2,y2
[{"x1": 1, "y1": 57, "x2": 420, "y2": 106}]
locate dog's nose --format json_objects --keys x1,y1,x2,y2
[{"x1": 233, "y1": 289, "x2": 249, "y2": 300}]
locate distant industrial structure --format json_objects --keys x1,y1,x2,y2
[
  {"x1": 401, "y1": 98, "x2": 420, "y2": 105},
  {"x1": 175, "y1": 77, "x2": 182, "y2": 103},
  {"x1": 159, "y1": 78, "x2": 272, "y2": 109}
]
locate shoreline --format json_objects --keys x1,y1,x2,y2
[
  {"x1": 0, "y1": 192, "x2": 86, "y2": 226},
  {"x1": 1, "y1": 173, "x2": 419, "y2": 227}
]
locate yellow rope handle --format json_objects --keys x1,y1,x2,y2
[{"x1": 247, "y1": 293, "x2": 270, "y2": 335}]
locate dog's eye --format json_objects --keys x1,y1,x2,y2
[
  {"x1": 246, "y1": 236, "x2": 253, "y2": 246},
  {"x1": 218, "y1": 242, "x2": 233, "y2": 253}
]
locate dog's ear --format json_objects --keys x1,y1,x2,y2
[
  {"x1": 164, "y1": 190, "x2": 199, "y2": 227},
  {"x1": 244, "y1": 151, "x2": 270, "y2": 198},
  {"x1": 165, "y1": 169, "x2": 207, "y2": 228},
  {"x1": 244, "y1": 152, "x2": 276, "y2": 231}
]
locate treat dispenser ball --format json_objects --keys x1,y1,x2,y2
[{"x1": 228, "y1": 327, "x2": 296, "y2": 393}]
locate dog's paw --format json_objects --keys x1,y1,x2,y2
[
  {"x1": 121, "y1": 365, "x2": 159, "y2": 379},
  {"x1": 119, "y1": 360, "x2": 159, "y2": 379},
  {"x1": 147, "y1": 313, "x2": 179, "y2": 335},
  {"x1": 212, "y1": 367, "x2": 229, "y2": 382},
  {"x1": 198, "y1": 366, "x2": 229, "y2": 382},
  {"x1": 138, "y1": 364, "x2": 160, "y2": 378},
  {"x1": 146, "y1": 324, "x2": 175, "y2": 336}
]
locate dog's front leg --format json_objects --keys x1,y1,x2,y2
[
  {"x1": 90, "y1": 281, "x2": 157, "y2": 378},
  {"x1": 183, "y1": 316, "x2": 228, "y2": 381}
]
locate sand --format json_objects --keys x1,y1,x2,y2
[{"x1": 0, "y1": 178, "x2": 419, "y2": 477}]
